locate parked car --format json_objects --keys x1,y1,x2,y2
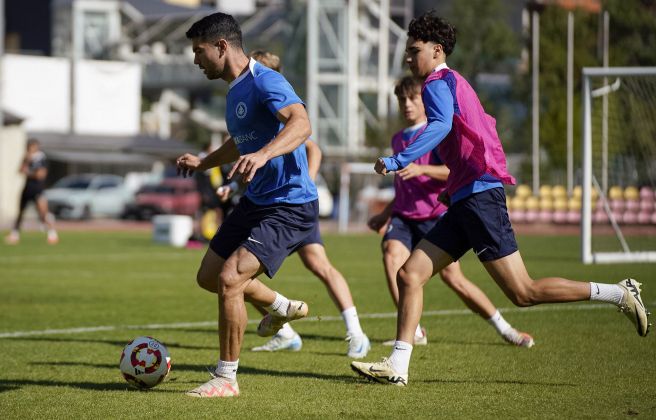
[
  {"x1": 315, "y1": 174, "x2": 334, "y2": 218},
  {"x1": 45, "y1": 174, "x2": 130, "y2": 219},
  {"x1": 121, "y1": 178, "x2": 201, "y2": 220}
]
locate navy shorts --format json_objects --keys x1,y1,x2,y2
[
  {"x1": 294, "y1": 223, "x2": 323, "y2": 250},
  {"x1": 210, "y1": 196, "x2": 319, "y2": 277},
  {"x1": 424, "y1": 188, "x2": 518, "y2": 262},
  {"x1": 383, "y1": 215, "x2": 438, "y2": 251}
]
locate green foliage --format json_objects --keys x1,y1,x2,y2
[
  {"x1": 528, "y1": 0, "x2": 656, "y2": 181},
  {"x1": 0, "y1": 231, "x2": 654, "y2": 418},
  {"x1": 447, "y1": 0, "x2": 520, "y2": 84}
]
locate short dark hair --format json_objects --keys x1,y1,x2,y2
[
  {"x1": 26, "y1": 138, "x2": 40, "y2": 147},
  {"x1": 185, "y1": 12, "x2": 242, "y2": 48},
  {"x1": 408, "y1": 11, "x2": 456, "y2": 56},
  {"x1": 394, "y1": 76, "x2": 423, "y2": 98}
]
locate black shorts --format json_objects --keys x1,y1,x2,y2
[
  {"x1": 424, "y1": 188, "x2": 518, "y2": 262},
  {"x1": 382, "y1": 215, "x2": 438, "y2": 251},
  {"x1": 210, "y1": 196, "x2": 319, "y2": 277},
  {"x1": 20, "y1": 180, "x2": 45, "y2": 209}
]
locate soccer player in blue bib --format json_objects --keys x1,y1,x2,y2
[{"x1": 176, "y1": 12, "x2": 318, "y2": 398}]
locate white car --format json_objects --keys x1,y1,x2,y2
[
  {"x1": 316, "y1": 174, "x2": 334, "y2": 218},
  {"x1": 45, "y1": 174, "x2": 131, "y2": 219}
]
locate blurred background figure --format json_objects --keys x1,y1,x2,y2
[
  {"x1": 5, "y1": 139, "x2": 58, "y2": 245},
  {"x1": 190, "y1": 142, "x2": 234, "y2": 246}
]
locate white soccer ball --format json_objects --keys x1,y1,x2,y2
[{"x1": 120, "y1": 336, "x2": 171, "y2": 389}]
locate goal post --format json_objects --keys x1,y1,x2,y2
[{"x1": 581, "y1": 66, "x2": 656, "y2": 264}]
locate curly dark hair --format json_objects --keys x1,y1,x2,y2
[{"x1": 408, "y1": 11, "x2": 456, "y2": 56}]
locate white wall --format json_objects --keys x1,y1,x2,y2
[
  {"x1": 74, "y1": 60, "x2": 141, "y2": 135},
  {"x1": 1, "y1": 54, "x2": 142, "y2": 137},
  {"x1": 2, "y1": 55, "x2": 71, "y2": 132},
  {"x1": 0, "y1": 127, "x2": 27, "y2": 227}
]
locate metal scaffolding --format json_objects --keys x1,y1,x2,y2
[{"x1": 307, "y1": 0, "x2": 413, "y2": 157}]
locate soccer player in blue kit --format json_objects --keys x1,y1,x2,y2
[{"x1": 176, "y1": 12, "x2": 318, "y2": 398}]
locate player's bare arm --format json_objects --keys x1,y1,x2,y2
[
  {"x1": 228, "y1": 103, "x2": 311, "y2": 182},
  {"x1": 398, "y1": 163, "x2": 449, "y2": 181},
  {"x1": 367, "y1": 199, "x2": 395, "y2": 232},
  {"x1": 177, "y1": 138, "x2": 239, "y2": 177},
  {"x1": 305, "y1": 139, "x2": 322, "y2": 181}
]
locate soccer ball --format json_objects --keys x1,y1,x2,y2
[{"x1": 119, "y1": 336, "x2": 171, "y2": 389}]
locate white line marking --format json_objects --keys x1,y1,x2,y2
[{"x1": 2, "y1": 301, "x2": 653, "y2": 339}]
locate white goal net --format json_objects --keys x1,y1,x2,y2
[{"x1": 581, "y1": 67, "x2": 656, "y2": 264}]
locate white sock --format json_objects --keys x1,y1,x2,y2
[
  {"x1": 388, "y1": 340, "x2": 413, "y2": 374},
  {"x1": 215, "y1": 359, "x2": 239, "y2": 381},
  {"x1": 487, "y1": 310, "x2": 512, "y2": 335},
  {"x1": 341, "y1": 306, "x2": 364, "y2": 337},
  {"x1": 266, "y1": 292, "x2": 290, "y2": 317},
  {"x1": 276, "y1": 322, "x2": 296, "y2": 339},
  {"x1": 589, "y1": 282, "x2": 624, "y2": 305},
  {"x1": 414, "y1": 325, "x2": 424, "y2": 338}
]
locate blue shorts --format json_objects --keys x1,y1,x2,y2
[
  {"x1": 424, "y1": 188, "x2": 518, "y2": 262},
  {"x1": 383, "y1": 215, "x2": 438, "y2": 251},
  {"x1": 210, "y1": 196, "x2": 319, "y2": 277}
]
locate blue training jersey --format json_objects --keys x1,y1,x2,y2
[{"x1": 226, "y1": 59, "x2": 318, "y2": 205}]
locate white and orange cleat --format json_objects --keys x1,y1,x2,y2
[
  {"x1": 186, "y1": 376, "x2": 239, "y2": 398},
  {"x1": 47, "y1": 230, "x2": 59, "y2": 245},
  {"x1": 501, "y1": 328, "x2": 535, "y2": 348},
  {"x1": 5, "y1": 230, "x2": 19, "y2": 245}
]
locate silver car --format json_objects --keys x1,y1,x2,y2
[{"x1": 45, "y1": 174, "x2": 131, "y2": 219}]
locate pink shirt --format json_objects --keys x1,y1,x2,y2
[
  {"x1": 423, "y1": 69, "x2": 515, "y2": 195},
  {"x1": 391, "y1": 123, "x2": 449, "y2": 220}
]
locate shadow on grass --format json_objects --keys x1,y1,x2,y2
[
  {"x1": 237, "y1": 365, "x2": 355, "y2": 383},
  {"x1": 30, "y1": 361, "x2": 357, "y2": 384},
  {"x1": 0, "y1": 378, "x2": 180, "y2": 393},
  {"x1": 9, "y1": 336, "x2": 216, "y2": 351},
  {"x1": 31, "y1": 361, "x2": 205, "y2": 374},
  {"x1": 420, "y1": 378, "x2": 577, "y2": 387}
]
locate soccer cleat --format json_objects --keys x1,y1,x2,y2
[
  {"x1": 351, "y1": 358, "x2": 408, "y2": 387},
  {"x1": 346, "y1": 334, "x2": 371, "y2": 359},
  {"x1": 47, "y1": 231, "x2": 59, "y2": 245},
  {"x1": 501, "y1": 328, "x2": 535, "y2": 348},
  {"x1": 4, "y1": 231, "x2": 19, "y2": 245},
  {"x1": 186, "y1": 376, "x2": 240, "y2": 398},
  {"x1": 251, "y1": 332, "x2": 303, "y2": 352},
  {"x1": 257, "y1": 300, "x2": 308, "y2": 337},
  {"x1": 382, "y1": 327, "x2": 427, "y2": 346},
  {"x1": 617, "y1": 278, "x2": 650, "y2": 337}
]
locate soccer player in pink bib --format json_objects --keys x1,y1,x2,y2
[
  {"x1": 351, "y1": 11, "x2": 650, "y2": 387},
  {"x1": 368, "y1": 75, "x2": 533, "y2": 348}
]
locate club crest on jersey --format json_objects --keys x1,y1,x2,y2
[{"x1": 236, "y1": 102, "x2": 248, "y2": 119}]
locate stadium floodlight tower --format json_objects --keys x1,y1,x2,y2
[
  {"x1": 581, "y1": 66, "x2": 656, "y2": 264},
  {"x1": 307, "y1": 0, "x2": 412, "y2": 157}
]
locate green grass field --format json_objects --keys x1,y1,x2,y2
[{"x1": 0, "y1": 231, "x2": 654, "y2": 419}]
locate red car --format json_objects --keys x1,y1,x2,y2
[{"x1": 122, "y1": 178, "x2": 201, "y2": 220}]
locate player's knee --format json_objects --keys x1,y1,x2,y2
[
  {"x1": 217, "y1": 269, "x2": 242, "y2": 298},
  {"x1": 196, "y1": 268, "x2": 217, "y2": 293},
  {"x1": 440, "y1": 271, "x2": 464, "y2": 292},
  {"x1": 397, "y1": 267, "x2": 423, "y2": 289},
  {"x1": 508, "y1": 287, "x2": 537, "y2": 307}
]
